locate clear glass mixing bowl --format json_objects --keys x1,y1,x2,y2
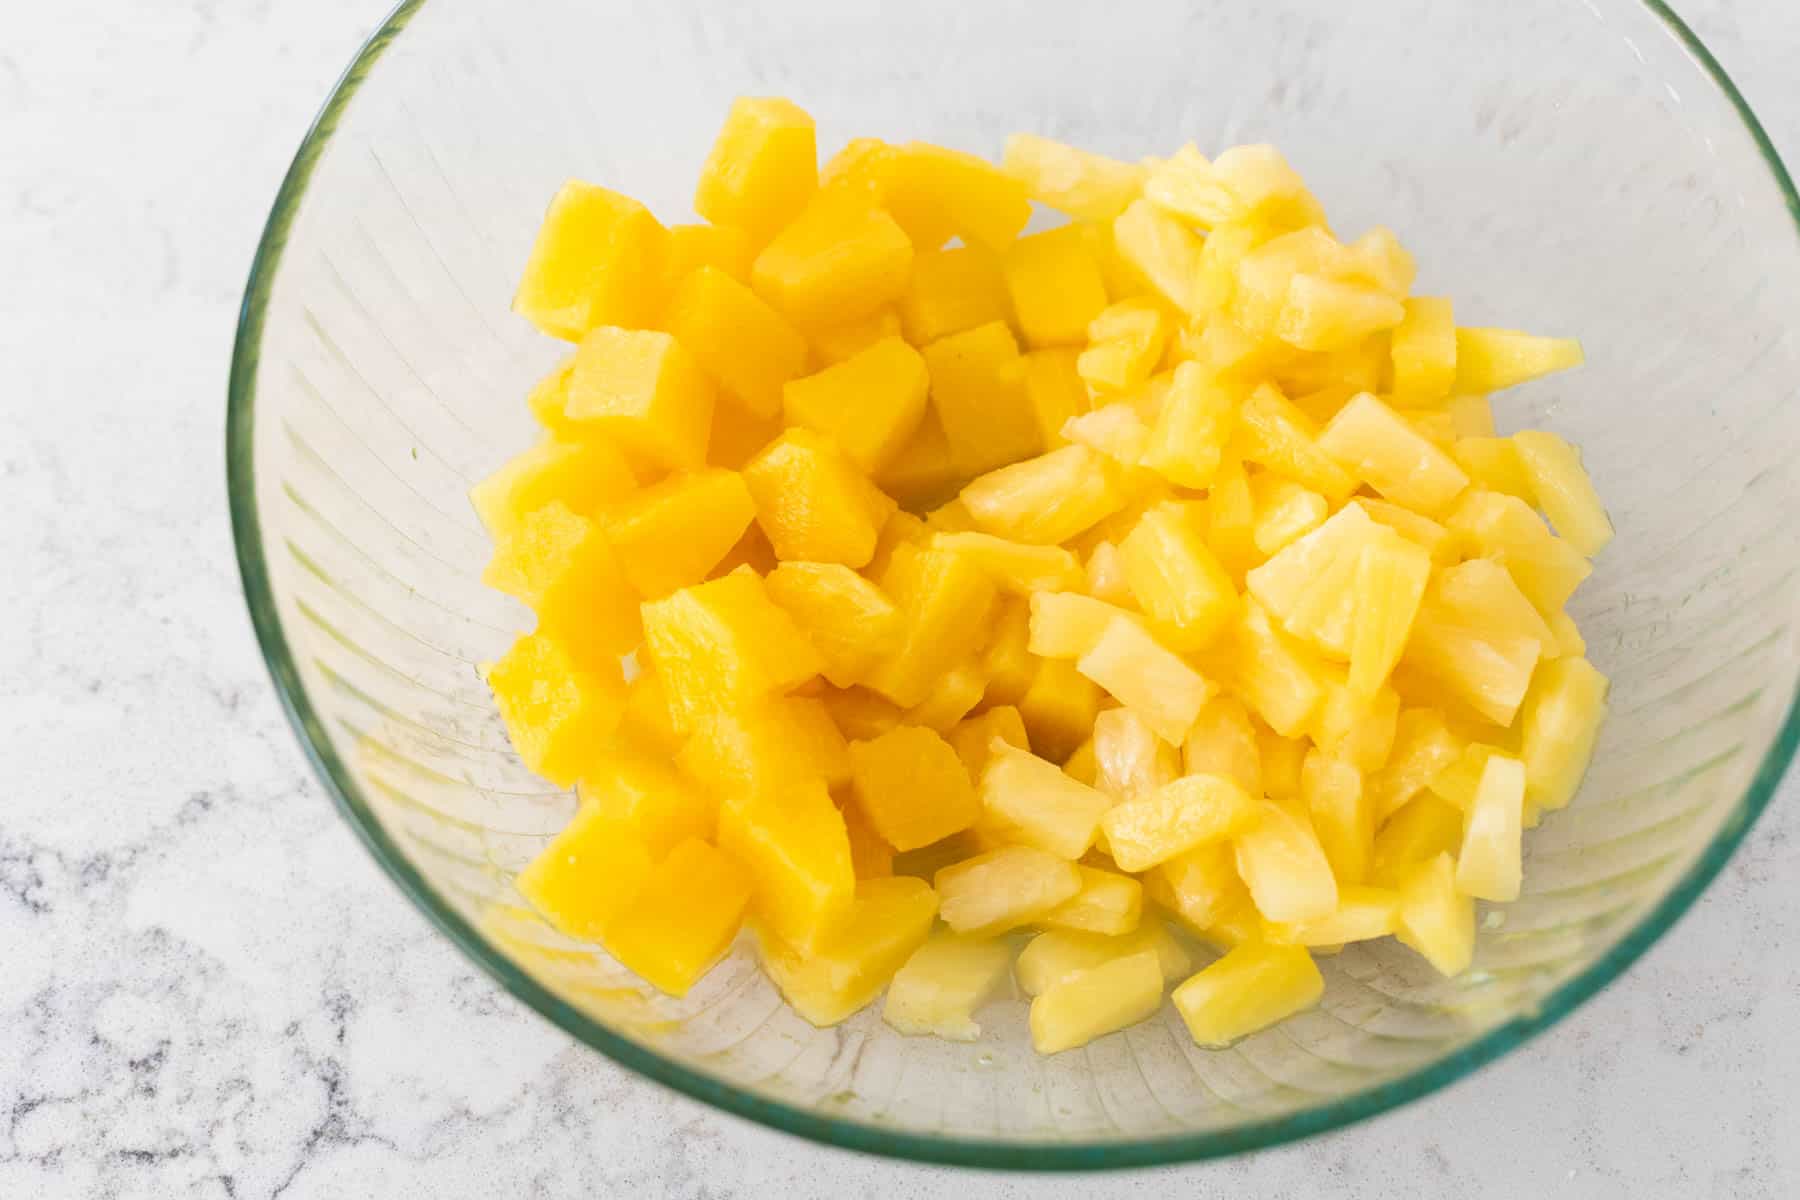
[{"x1": 228, "y1": 0, "x2": 1800, "y2": 1168}]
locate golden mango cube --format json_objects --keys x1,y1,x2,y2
[
  {"x1": 960, "y1": 444, "x2": 1129, "y2": 545},
  {"x1": 640, "y1": 570, "x2": 823, "y2": 732},
  {"x1": 897, "y1": 242, "x2": 1010, "y2": 345},
  {"x1": 694, "y1": 96, "x2": 818, "y2": 243},
  {"x1": 677, "y1": 695, "x2": 851, "y2": 798},
  {"x1": 1519, "y1": 656, "x2": 1609, "y2": 813},
  {"x1": 922, "y1": 320, "x2": 1043, "y2": 478},
  {"x1": 1103, "y1": 774, "x2": 1258, "y2": 873},
  {"x1": 931, "y1": 531, "x2": 1083, "y2": 594},
  {"x1": 935, "y1": 845, "x2": 1081, "y2": 935},
  {"x1": 1017, "y1": 924, "x2": 1191, "y2": 1000},
  {"x1": 514, "y1": 181, "x2": 667, "y2": 340},
  {"x1": 782, "y1": 336, "x2": 929, "y2": 475},
  {"x1": 1511, "y1": 430, "x2": 1613, "y2": 556},
  {"x1": 742, "y1": 428, "x2": 896, "y2": 567},
  {"x1": 1395, "y1": 852, "x2": 1474, "y2": 976},
  {"x1": 883, "y1": 141, "x2": 1032, "y2": 252},
  {"x1": 865, "y1": 545, "x2": 998, "y2": 708},
  {"x1": 882, "y1": 933, "x2": 1013, "y2": 1041},
  {"x1": 1112, "y1": 197, "x2": 1205, "y2": 316},
  {"x1": 482, "y1": 501, "x2": 641, "y2": 666},
  {"x1": 600, "y1": 468, "x2": 755, "y2": 598},
  {"x1": 1171, "y1": 943, "x2": 1324, "y2": 1048},
  {"x1": 1183, "y1": 696, "x2": 1263, "y2": 797},
  {"x1": 874, "y1": 412, "x2": 961, "y2": 510},
  {"x1": 762, "y1": 876, "x2": 940, "y2": 1026},
  {"x1": 751, "y1": 188, "x2": 913, "y2": 328},
  {"x1": 469, "y1": 436, "x2": 636, "y2": 541},
  {"x1": 1453, "y1": 327, "x2": 1584, "y2": 393},
  {"x1": 849, "y1": 725, "x2": 983, "y2": 851},
  {"x1": 1120, "y1": 501, "x2": 1238, "y2": 650},
  {"x1": 1249, "y1": 474, "x2": 1328, "y2": 557},
  {"x1": 764, "y1": 561, "x2": 901, "y2": 689},
  {"x1": 621, "y1": 662, "x2": 682, "y2": 753},
  {"x1": 1455, "y1": 753, "x2": 1526, "y2": 901},
  {"x1": 1078, "y1": 617, "x2": 1215, "y2": 745},
  {"x1": 1233, "y1": 382, "x2": 1358, "y2": 502},
  {"x1": 978, "y1": 742, "x2": 1113, "y2": 860},
  {"x1": 525, "y1": 355, "x2": 579, "y2": 434},
  {"x1": 1445, "y1": 490, "x2": 1593, "y2": 616},
  {"x1": 1001, "y1": 133, "x2": 1145, "y2": 222},
  {"x1": 565, "y1": 327, "x2": 714, "y2": 470},
  {"x1": 660, "y1": 222, "x2": 756, "y2": 295},
  {"x1": 663, "y1": 265, "x2": 808, "y2": 419},
  {"x1": 1003, "y1": 225, "x2": 1109, "y2": 347},
  {"x1": 1042, "y1": 865, "x2": 1145, "y2": 936},
  {"x1": 604, "y1": 838, "x2": 751, "y2": 996},
  {"x1": 1389, "y1": 296, "x2": 1457, "y2": 404},
  {"x1": 719, "y1": 779, "x2": 855, "y2": 953},
  {"x1": 1018, "y1": 657, "x2": 1105, "y2": 764},
  {"x1": 1451, "y1": 436, "x2": 1534, "y2": 501},
  {"x1": 1234, "y1": 800, "x2": 1340, "y2": 923},
  {"x1": 808, "y1": 307, "x2": 903, "y2": 365},
  {"x1": 576, "y1": 744, "x2": 715, "y2": 856},
  {"x1": 1142, "y1": 362, "x2": 1241, "y2": 489},
  {"x1": 1318, "y1": 393, "x2": 1469, "y2": 516},
  {"x1": 1092, "y1": 707, "x2": 1181, "y2": 802},
  {"x1": 902, "y1": 662, "x2": 987, "y2": 732},
  {"x1": 1301, "y1": 749, "x2": 1372, "y2": 887},
  {"x1": 515, "y1": 805, "x2": 653, "y2": 941},
  {"x1": 1023, "y1": 348, "x2": 1091, "y2": 450},
  {"x1": 1029, "y1": 949, "x2": 1164, "y2": 1054},
  {"x1": 843, "y1": 801, "x2": 896, "y2": 880},
  {"x1": 1265, "y1": 885, "x2": 1400, "y2": 947}
]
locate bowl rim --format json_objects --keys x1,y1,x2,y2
[{"x1": 227, "y1": 0, "x2": 1800, "y2": 1169}]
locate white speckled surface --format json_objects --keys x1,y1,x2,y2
[{"x1": 3, "y1": 1, "x2": 1798, "y2": 1195}]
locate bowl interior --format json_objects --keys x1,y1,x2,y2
[{"x1": 230, "y1": 0, "x2": 1800, "y2": 1167}]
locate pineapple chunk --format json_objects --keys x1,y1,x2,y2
[
  {"x1": 1077, "y1": 299, "x2": 1170, "y2": 394},
  {"x1": 1453, "y1": 327, "x2": 1584, "y2": 393},
  {"x1": 875, "y1": 413, "x2": 960, "y2": 511},
  {"x1": 1265, "y1": 885, "x2": 1400, "y2": 947},
  {"x1": 1084, "y1": 540, "x2": 1132, "y2": 604},
  {"x1": 1311, "y1": 676, "x2": 1400, "y2": 774},
  {"x1": 1063, "y1": 402, "x2": 1152, "y2": 466},
  {"x1": 1029, "y1": 950, "x2": 1163, "y2": 1054},
  {"x1": 1276, "y1": 274, "x2": 1405, "y2": 352},
  {"x1": 902, "y1": 661, "x2": 987, "y2": 732},
  {"x1": 487, "y1": 631, "x2": 627, "y2": 789},
  {"x1": 898, "y1": 243, "x2": 1010, "y2": 346},
  {"x1": 931, "y1": 532, "x2": 1084, "y2": 594},
  {"x1": 961, "y1": 444, "x2": 1129, "y2": 545},
  {"x1": 659, "y1": 221, "x2": 756, "y2": 296},
  {"x1": 577, "y1": 745, "x2": 714, "y2": 856},
  {"x1": 1234, "y1": 800, "x2": 1339, "y2": 923},
  {"x1": 1257, "y1": 723, "x2": 1308, "y2": 800},
  {"x1": 843, "y1": 802, "x2": 896, "y2": 880},
  {"x1": 604, "y1": 839, "x2": 751, "y2": 996},
  {"x1": 1077, "y1": 617, "x2": 1215, "y2": 745},
  {"x1": 923, "y1": 320, "x2": 1043, "y2": 478},
  {"x1": 882, "y1": 141, "x2": 1032, "y2": 252},
  {"x1": 1119, "y1": 502, "x2": 1238, "y2": 650},
  {"x1": 849, "y1": 725, "x2": 982, "y2": 851},
  {"x1": 719, "y1": 780, "x2": 855, "y2": 953},
  {"x1": 707, "y1": 406, "x2": 782, "y2": 473},
  {"x1": 978, "y1": 599, "x2": 1035, "y2": 707},
  {"x1": 1227, "y1": 600, "x2": 1330, "y2": 738},
  {"x1": 1017, "y1": 658, "x2": 1105, "y2": 763},
  {"x1": 1511, "y1": 430, "x2": 1613, "y2": 556},
  {"x1": 1042, "y1": 864, "x2": 1145, "y2": 936},
  {"x1": 762, "y1": 876, "x2": 940, "y2": 1026},
  {"x1": 1112, "y1": 198, "x2": 1206, "y2": 316},
  {"x1": 1183, "y1": 697, "x2": 1263, "y2": 796},
  {"x1": 1002, "y1": 134, "x2": 1146, "y2": 221},
  {"x1": 1424, "y1": 742, "x2": 1506, "y2": 811},
  {"x1": 1004, "y1": 225, "x2": 1110, "y2": 347},
  {"x1": 1028, "y1": 591, "x2": 1136, "y2": 659},
  {"x1": 1145, "y1": 842, "x2": 1256, "y2": 942},
  {"x1": 948, "y1": 706, "x2": 1031, "y2": 778},
  {"x1": 620, "y1": 662, "x2": 682, "y2": 753},
  {"x1": 1147, "y1": 143, "x2": 1323, "y2": 230},
  {"x1": 482, "y1": 501, "x2": 641, "y2": 666},
  {"x1": 1519, "y1": 656, "x2": 1609, "y2": 812},
  {"x1": 865, "y1": 544, "x2": 998, "y2": 707},
  {"x1": 743, "y1": 428, "x2": 895, "y2": 568},
  {"x1": 1249, "y1": 474, "x2": 1328, "y2": 556},
  {"x1": 601, "y1": 469, "x2": 755, "y2": 598},
  {"x1": 1142, "y1": 363, "x2": 1240, "y2": 489},
  {"x1": 1389, "y1": 296, "x2": 1456, "y2": 403},
  {"x1": 934, "y1": 846, "x2": 1082, "y2": 935},
  {"x1": 663, "y1": 265, "x2": 808, "y2": 418},
  {"x1": 1192, "y1": 218, "x2": 1268, "y2": 317},
  {"x1": 1549, "y1": 609, "x2": 1587, "y2": 659},
  {"x1": 1301, "y1": 750, "x2": 1372, "y2": 887},
  {"x1": 1347, "y1": 529, "x2": 1433, "y2": 703},
  {"x1": 1394, "y1": 852, "x2": 1474, "y2": 976},
  {"x1": 1431, "y1": 558, "x2": 1558, "y2": 658},
  {"x1": 1445, "y1": 490, "x2": 1593, "y2": 615},
  {"x1": 1230, "y1": 227, "x2": 1352, "y2": 335},
  {"x1": 1233, "y1": 382, "x2": 1358, "y2": 502},
  {"x1": 1206, "y1": 457, "x2": 1259, "y2": 571},
  {"x1": 514, "y1": 181, "x2": 667, "y2": 340},
  {"x1": 564, "y1": 328, "x2": 714, "y2": 470},
  {"x1": 676, "y1": 696, "x2": 851, "y2": 797},
  {"x1": 764, "y1": 561, "x2": 900, "y2": 689},
  {"x1": 1370, "y1": 794, "x2": 1464, "y2": 887},
  {"x1": 1102, "y1": 774, "x2": 1258, "y2": 872},
  {"x1": 1015, "y1": 923, "x2": 1191, "y2": 997},
  {"x1": 1171, "y1": 943, "x2": 1324, "y2": 1047},
  {"x1": 820, "y1": 685, "x2": 904, "y2": 742},
  {"x1": 694, "y1": 96, "x2": 817, "y2": 243},
  {"x1": 751, "y1": 189, "x2": 913, "y2": 328},
  {"x1": 1354, "y1": 497, "x2": 1455, "y2": 564},
  {"x1": 808, "y1": 307, "x2": 904, "y2": 365},
  {"x1": 469, "y1": 436, "x2": 636, "y2": 541},
  {"x1": 515, "y1": 805, "x2": 652, "y2": 941},
  {"x1": 1456, "y1": 753, "x2": 1526, "y2": 901},
  {"x1": 782, "y1": 337, "x2": 929, "y2": 474},
  {"x1": 883, "y1": 933, "x2": 1013, "y2": 1041},
  {"x1": 1451, "y1": 437, "x2": 1534, "y2": 501},
  {"x1": 640, "y1": 571, "x2": 823, "y2": 733},
  {"x1": 1023, "y1": 347, "x2": 1091, "y2": 450},
  {"x1": 1446, "y1": 393, "x2": 1496, "y2": 438},
  {"x1": 1370, "y1": 711, "x2": 1463, "y2": 810},
  {"x1": 1245, "y1": 502, "x2": 1381, "y2": 659},
  {"x1": 524, "y1": 356, "x2": 578, "y2": 435},
  {"x1": 1092, "y1": 707, "x2": 1181, "y2": 802},
  {"x1": 1402, "y1": 575, "x2": 1543, "y2": 727},
  {"x1": 978, "y1": 742, "x2": 1113, "y2": 860},
  {"x1": 1317, "y1": 393, "x2": 1470, "y2": 515}
]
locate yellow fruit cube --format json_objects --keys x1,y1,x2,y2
[
  {"x1": 1001, "y1": 134, "x2": 1145, "y2": 221},
  {"x1": 1403, "y1": 572, "x2": 1544, "y2": 728},
  {"x1": 1080, "y1": 219, "x2": 1152, "y2": 300},
  {"x1": 603, "y1": 838, "x2": 751, "y2": 996},
  {"x1": 1394, "y1": 852, "x2": 1474, "y2": 976},
  {"x1": 677, "y1": 695, "x2": 851, "y2": 798},
  {"x1": 600, "y1": 468, "x2": 755, "y2": 598},
  {"x1": 1027, "y1": 591, "x2": 1133, "y2": 660},
  {"x1": 1029, "y1": 950, "x2": 1163, "y2": 1054},
  {"x1": 705, "y1": 406, "x2": 780, "y2": 474},
  {"x1": 843, "y1": 802, "x2": 896, "y2": 880},
  {"x1": 469, "y1": 436, "x2": 636, "y2": 541},
  {"x1": 576, "y1": 745, "x2": 715, "y2": 856},
  {"x1": 762, "y1": 876, "x2": 940, "y2": 1026},
  {"x1": 978, "y1": 599, "x2": 1035, "y2": 707},
  {"x1": 1234, "y1": 800, "x2": 1340, "y2": 923},
  {"x1": 977, "y1": 742, "x2": 1113, "y2": 860},
  {"x1": 1249, "y1": 474, "x2": 1328, "y2": 557},
  {"x1": 948, "y1": 706, "x2": 1031, "y2": 778},
  {"x1": 694, "y1": 96, "x2": 818, "y2": 243},
  {"x1": 883, "y1": 141, "x2": 1032, "y2": 252},
  {"x1": 1076, "y1": 298, "x2": 1170, "y2": 394},
  {"x1": 1062, "y1": 402, "x2": 1152, "y2": 466},
  {"x1": 1079, "y1": 618, "x2": 1214, "y2": 744},
  {"x1": 1455, "y1": 753, "x2": 1525, "y2": 901},
  {"x1": 1424, "y1": 742, "x2": 1507, "y2": 811},
  {"x1": 1230, "y1": 227, "x2": 1352, "y2": 335},
  {"x1": 1388, "y1": 296, "x2": 1457, "y2": 404},
  {"x1": 659, "y1": 222, "x2": 756, "y2": 296},
  {"x1": 1018, "y1": 658, "x2": 1105, "y2": 763},
  {"x1": 1276, "y1": 274, "x2": 1405, "y2": 352},
  {"x1": 764, "y1": 561, "x2": 901, "y2": 689},
  {"x1": 1119, "y1": 501, "x2": 1238, "y2": 650},
  {"x1": 719, "y1": 779, "x2": 854, "y2": 953},
  {"x1": 640, "y1": 571, "x2": 823, "y2": 732},
  {"x1": 781, "y1": 337, "x2": 929, "y2": 474},
  {"x1": 1141, "y1": 362, "x2": 1241, "y2": 489},
  {"x1": 874, "y1": 412, "x2": 960, "y2": 510},
  {"x1": 525, "y1": 355, "x2": 579, "y2": 434},
  {"x1": 1084, "y1": 540, "x2": 1133, "y2": 605},
  {"x1": 934, "y1": 845, "x2": 1081, "y2": 935},
  {"x1": 1147, "y1": 143, "x2": 1323, "y2": 230},
  {"x1": 1519, "y1": 656, "x2": 1609, "y2": 813},
  {"x1": 1311, "y1": 676, "x2": 1400, "y2": 774},
  {"x1": 1245, "y1": 502, "x2": 1381, "y2": 659},
  {"x1": 515, "y1": 805, "x2": 652, "y2": 941},
  {"x1": 481, "y1": 502, "x2": 642, "y2": 666},
  {"x1": 807, "y1": 307, "x2": 903, "y2": 365},
  {"x1": 1265, "y1": 885, "x2": 1400, "y2": 947},
  {"x1": 1354, "y1": 497, "x2": 1455, "y2": 564},
  {"x1": 565, "y1": 328, "x2": 714, "y2": 470},
  {"x1": 1451, "y1": 436, "x2": 1534, "y2": 501},
  {"x1": 1003, "y1": 225, "x2": 1109, "y2": 347},
  {"x1": 751, "y1": 190, "x2": 913, "y2": 328},
  {"x1": 1369, "y1": 794, "x2": 1464, "y2": 886},
  {"x1": 1233, "y1": 382, "x2": 1357, "y2": 502},
  {"x1": 848, "y1": 725, "x2": 982, "y2": 851},
  {"x1": 819, "y1": 686, "x2": 905, "y2": 744},
  {"x1": 1183, "y1": 697, "x2": 1263, "y2": 796},
  {"x1": 742, "y1": 428, "x2": 896, "y2": 567},
  {"x1": 865, "y1": 545, "x2": 999, "y2": 708},
  {"x1": 960, "y1": 444, "x2": 1129, "y2": 545},
  {"x1": 931, "y1": 531, "x2": 1083, "y2": 594},
  {"x1": 1092, "y1": 707, "x2": 1181, "y2": 802},
  {"x1": 1366, "y1": 708, "x2": 1465, "y2": 822},
  {"x1": 900, "y1": 660, "x2": 985, "y2": 731},
  {"x1": 1016, "y1": 924, "x2": 1190, "y2": 997},
  {"x1": 1445, "y1": 490, "x2": 1593, "y2": 615},
  {"x1": 1453, "y1": 327, "x2": 1584, "y2": 393},
  {"x1": 1021, "y1": 348, "x2": 1091, "y2": 450},
  {"x1": 514, "y1": 181, "x2": 667, "y2": 340},
  {"x1": 1301, "y1": 750, "x2": 1372, "y2": 886},
  {"x1": 922, "y1": 320, "x2": 1043, "y2": 478},
  {"x1": 1102, "y1": 774, "x2": 1257, "y2": 872},
  {"x1": 1347, "y1": 530, "x2": 1433, "y2": 703},
  {"x1": 1145, "y1": 842, "x2": 1255, "y2": 941},
  {"x1": 1224, "y1": 600, "x2": 1329, "y2": 738},
  {"x1": 1511, "y1": 430, "x2": 1613, "y2": 556},
  {"x1": 1432, "y1": 558, "x2": 1559, "y2": 659},
  {"x1": 1112, "y1": 198, "x2": 1205, "y2": 316},
  {"x1": 923, "y1": 497, "x2": 977, "y2": 534},
  {"x1": 1257, "y1": 723, "x2": 1308, "y2": 800},
  {"x1": 663, "y1": 265, "x2": 808, "y2": 419},
  {"x1": 1318, "y1": 393, "x2": 1469, "y2": 515},
  {"x1": 882, "y1": 933, "x2": 1013, "y2": 1041},
  {"x1": 896, "y1": 243, "x2": 1009, "y2": 346},
  {"x1": 1171, "y1": 943, "x2": 1323, "y2": 1048},
  {"x1": 1041, "y1": 865, "x2": 1145, "y2": 936},
  {"x1": 621, "y1": 662, "x2": 681, "y2": 753}
]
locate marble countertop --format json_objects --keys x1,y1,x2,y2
[{"x1": 4, "y1": 1, "x2": 1798, "y2": 1195}]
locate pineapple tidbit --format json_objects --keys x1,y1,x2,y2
[{"x1": 480, "y1": 98, "x2": 1612, "y2": 1055}]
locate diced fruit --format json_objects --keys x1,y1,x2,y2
[
  {"x1": 843, "y1": 803, "x2": 896, "y2": 880},
  {"x1": 1455, "y1": 753, "x2": 1525, "y2": 901},
  {"x1": 883, "y1": 141, "x2": 1032, "y2": 251},
  {"x1": 1183, "y1": 697, "x2": 1263, "y2": 797},
  {"x1": 743, "y1": 428, "x2": 896, "y2": 567},
  {"x1": 1002, "y1": 134, "x2": 1145, "y2": 221},
  {"x1": 751, "y1": 190, "x2": 913, "y2": 328},
  {"x1": 1511, "y1": 430, "x2": 1613, "y2": 556},
  {"x1": 660, "y1": 222, "x2": 756, "y2": 295},
  {"x1": 1277, "y1": 274, "x2": 1405, "y2": 352},
  {"x1": 1245, "y1": 504, "x2": 1379, "y2": 657},
  {"x1": 604, "y1": 839, "x2": 751, "y2": 996},
  {"x1": 1171, "y1": 943, "x2": 1323, "y2": 1047},
  {"x1": 1257, "y1": 723, "x2": 1307, "y2": 800},
  {"x1": 1367, "y1": 707, "x2": 1466, "y2": 821},
  {"x1": 932, "y1": 531, "x2": 1084, "y2": 594},
  {"x1": 1394, "y1": 852, "x2": 1474, "y2": 976},
  {"x1": 1311, "y1": 677, "x2": 1400, "y2": 774},
  {"x1": 482, "y1": 501, "x2": 642, "y2": 665},
  {"x1": 1549, "y1": 610, "x2": 1587, "y2": 659},
  {"x1": 1103, "y1": 774, "x2": 1257, "y2": 872},
  {"x1": 1227, "y1": 600, "x2": 1329, "y2": 738},
  {"x1": 1084, "y1": 540, "x2": 1132, "y2": 604},
  {"x1": 978, "y1": 742, "x2": 1113, "y2": 860},
  {"x1": 1347, "y1": 529, "x2": 1432, "y2": 703},
  {"x1": 663, "y1": 265, "x2": 808, "y2": 418},
  {"x1": 808, "y1": 307, "x2": 903, "y2": 365},
  {"x1": 782, "y1": 337, "x2": 929, "y2": 474},
  {"x1": 762, "y1": 876, "x2": 939, "y2": 1026},
  {"x1": 875, "y1": 412, "x2": 961, "y2": 509},
  {"x1": 1519, "y1": 656, "x2": 1609, "y2": 812},
  {"x1": 935, "y1": 846, "x2": 1082, "y2": 935},
  {"x1": 1451, "y1": 437, "x2": 1534, "y2": 500},
  {"x1": 565, "y1": 327, "x2": 713, "y2": 469},
  {"x1": 820, "y1": 686, "x2": 904, "y2": 742},
  {"x1": 516, "y1": 805, "x2": 652, "y2": 942},
  {"x1": 1445, "y1": 490, "x2": 1592, "y2": 615},
  {"x1": 1249, "y1": 474, "x2": 1328, "y2": 556},
  {"x1": 1063, "y1": 402, "x2": 1151, "y2": 466},
  {"x1": 1147, "y1": 143, "x2": 1322, "y2": 231},
  {"x1": 1355, "y1": 497, "x2": 1454, "y2": 564},
  {"x1": 706, "y1": 405, "x2": 781, "y2": 472},
  {"x1": 1112, "y1": 198, "x2": 1205, "y2": 316},
  {"x1": 1447, "y1": 394, "x2": 1495, "y2": 438},
  {"x1": 487, "y1": 631, "x2": 628, "y2": 788},
  {"x1": 849, "y1": 725, "x2": 982, "y2": 851},
  {"x1": 470, "y1": 436, "x2": 636, "y2": 540},
  {"x1": 1430, "y1": 558, "x2": 1557, "y2": 659},
  {"x1": 1302, "y1": 750, "x2": 1371, "y2": 886},
  {"x1": 961, "y1": 444, "x2": 1129, "y2": 545},
  {"x1": 601, "y1": 468, "x2": 755, "y2": 598},
  {"x1": 1004, "y1": 225, "x2": 1110, "y2": 347},
  {"x1": 514, "y1": 181, "x2": 667, "y2": 340},
  {"x1": 694, "y1": 96, "x2": 817, "y2": 243},
  {"x1": 577, "y1": 745, "x2": 714, "y2": 855},
  {"x1": 883, "y1": 933, "x2": 1013, "y2": 1040},
  {"x1": 1265, "y1": 885, "x2": 1400, "y2": 946},
  {"x1": 1142, "y1": 363, "x2": 1240, "y2": 489},
  {"x1": 1016, "y1": 924, "x2": 1191, "y2": 998},
  {"x1": 923, "y1": 320, "x2": 1042, "y2": 477},
  {"x1": 719, "y1": 779, "x2": 854, "y2": 953},
  {"x1": 1389, "y1": 297, "x2": 1456, "y2": 404},
  {"x1": 1370, "y1": 794, "x2": 1464, "y2": 887},
  {"x1": 1233, "y1": 382, "x2": 1357, "y2": 502},
  {"x1": 1120, "y1": 501, "x2": 1238, "y2": 649},
  {"x1": 898, "y1": 243, "x2": 1010, "y2": 345},
  {"x1": 1023, "y1": 348, "x2": 1091, "y2": 450},
  {"x1": 621, "y1": 663, "x2": 681, "y2": 752},
  {"x1": 677, "y1": 696, "x2": 851, "y2": 797},
  {"x1": 866, "y1": 545, "x2": 999, "y2": 708},
  {"x1": 1078, "y1": 299, "x2": 1170, "y2": 394},
  {"x1": 979, "y1": 600, "x2": 1035, "y2": 707},
  {"x1": 1092, "y1": 708, "x2": 1181, "y2": 803},
  {"x1": 1041, "y1": 865, "x2": 1145, "y2": 936},
  {"x1": 1318, "y1": 393, "x2": 1470, "y2": 515},
  {"x1": 640, "y1": 571, "x2": 823, "y2": 732},
  {"x1": 1425, "y1": 742, "x2": 1506, "y2": 810},
  {"x1": 1233, "y1": 800, "x2": 1339, "y2": 923},
  {"x1": 1018, "y1": 658, "x2": 1105, "y2": 763},
  {"x1": 763, "y1": 562, "x2": 899, "y2": 689},
  {"x1": 1029, "y1": 950, "x2": 1163, "y2": 1054},
  {"x1": 1078, "y1": 617, "x2": 1214, "y2": 744},
  {"x1": 1230, "y1": 227, "x2": 1351, "y2": 335},
  {"x1": 1144, "y1": 842, "x2": 1253, "y2": 940},
  {"x1": 1402, "y1": 577, "x2": 1543, "y2": 727},
  {"x1": 1453, "y1": 327, "x2": 1584, "y2": 393}
]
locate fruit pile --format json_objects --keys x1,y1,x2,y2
[{"x1": 475, "y1": 97, "x2": 1612, "y2": 1054}]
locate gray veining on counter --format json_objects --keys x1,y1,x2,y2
[{"x1": 2, "y1": 1, "x2": 1798, "y2": 1196}]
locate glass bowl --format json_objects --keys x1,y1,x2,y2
[{"x1": 228, "y1": 0, "x2": 1800, "y2": 1169}]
